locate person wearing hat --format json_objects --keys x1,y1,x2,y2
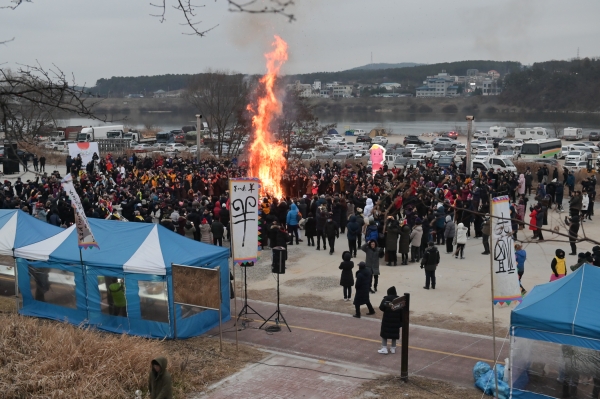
[
  {"x1": 378, "y1": 286, "x2": 402, "y2": 354},
  {"x1": 352, "y1": 261, "x2": 375, "y2": 318},
  {"x1": 421, "y1": 242, "x2": 440, "y2": 290},
  {"x1": 550, "y1": 249, "x2": 567, "y2": 281}
]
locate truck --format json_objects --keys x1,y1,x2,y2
[
  {"x1": 563, "y1": 127, "x2": 583, "y2": 141},
  {"x1": 54, "y1": 126, "x2": 83, "y2": 141},
  {"x1": 155, "y1": 131, "x2": 175, "y2": 144},
  {"x1": 77, "y1": 125, "x2": 125, "y2": 142},
  {"x1": 106, "y1": 129, "x2": 155, "y2": 144},
  {"x1": 488, "y1": 126, "x2": 507, "y2": 138}
]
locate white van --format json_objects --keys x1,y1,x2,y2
[
  {"x1": 488, "y1": 156, "x2": 517, "y2": 172},
  {"x1": 514, "y1": 127, "x2": 548, "y2": 141},
  {"x1": 563, "y1": 127, "x2": 583, "y2": 141},
  {"x1": 488, "y1": 126, "x2": 508, "y2": 138},
  {"x1": 354, "y1": 129, "x2": 367, "y2": 137}
]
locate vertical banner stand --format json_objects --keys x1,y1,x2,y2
[
  {"x1": 489, "y1": 195, "x2": 500, "y2": 398},
  {"x1": 400, "y1": 292, "x2": 410, "y2": 382}
]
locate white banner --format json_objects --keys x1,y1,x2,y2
[
  {"x1": 68, "y1": 142, "x2": 99, "y2": 166},
  {"x1": 491, "y1": 195, "x2": 521, "y2": 305},
  {"x1": 62, "y1": 174, "x2": 99, "y2": 249},
  {"x1": 229, "y1": 178, "x2": 259, "y2": 266}
]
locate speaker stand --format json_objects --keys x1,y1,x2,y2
[
  {"x1": 237, "y1": 265, "x2": 265, "y2": 323},
  {"x1": 260, "y1": 270, "x2": 290, "y2": 332}
]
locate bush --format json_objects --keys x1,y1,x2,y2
[
  {"x1": 418, "y1": 104, "x2": 433, "y2": 113},
  {"x1": 484, "y1": 106, "x2": 498, "y2": 113}
]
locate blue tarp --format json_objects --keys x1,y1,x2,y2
[
  {"x1": 327, "y1": 129, "x2": 339, "y2": 135},
  {"x1": 511, "y1": 264, "x2": 600, "y2": 346}
]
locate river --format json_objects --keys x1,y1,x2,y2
[{"x1": 66, "y1": 111, "x2": 600, "y2": 137}]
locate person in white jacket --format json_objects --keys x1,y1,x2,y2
[
  {"x1": 453, "y1": 223, "x2": 468, "y2": 259},
  {"x1": 364, "y1": 198, "x2": 374, "y2": 222},
  {"x1": 582, "y1": 192, "x2": 590, "y2": 221}
]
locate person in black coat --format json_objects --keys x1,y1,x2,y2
[
  {"x1": 324, "y1": 214, "x2": 339, "y2": 255},
  {"x1": 353, "y1": 262, "x2": 375, "y2": 318},
  {"x1": 378, "y1": 286, "x2": 403, "y2": 354},
  {"x1": 421, "y1": 241, "x2": 440, "y2": 289},
  {"x1": 339, "y1": 251, "x2": 354, "y2": 301},
  {"x1": 304, "y1": 213, "x2": 316, "y2": 246}
]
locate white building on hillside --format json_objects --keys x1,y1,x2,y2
[
  {"x1": 313, "y1": 80, "x2": 321, "y2": 90},
  {"x1": 379, "y1": 82, "x2": 401, "y2": 91},
  {"x1": 286, "y1": 80, "x2": 314, "y2": 97},
  {"x1": 416, "y1": 72, "x2": 458, "y2": 97},
  {"x1": 332, "y1": 85, "x2": 352, "y2": 97}
]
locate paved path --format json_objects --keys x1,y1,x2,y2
[{"x1": 208, "y1": 299, "x2": 509, "y2": 392}]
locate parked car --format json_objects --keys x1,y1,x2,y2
[
  {"x1": 498, "y1": 139, "x2": 523, "y2": 150},
  {"x1": 133, "y1": 143, "x2": 155, "y2": 153},
  {"x1": 581, "y1": 141, "x2": 600, "y2": 152},
  {"x1": 372, "y1": 136, "x2": 389, "y2": 146},
  {"x1": 405, "y1": 144, "x2": 419, "y2": 154},
  {"x1": 498, "y1": 150, "x2": 519, "y2": 161},
  {"x1": 431, "y1": 137, "x2": 458, "y2": 147},
  {"x1": 412, "y1": 148, "x2": 434, "y2": 159},
  {"x1": 564, "y1": 160, "x2": 588, "y2": 172},
  {"x1": 565, "y1": 150, "x2": 588, "y2": 162},
  {"x1": 356, "y1": 136, "x2": 372, "y2": 143},
  {"x1": 589, "y1": 132, "x2": 600, "y2": 141},
  {"x1": 437, "y1": 156, "x2": 455, "y2": 168},
  {"x1": 473, "y1": 130, "x2": 488, "y2": 139},
  {"x1": 165, "y1": 143, "x2": 188, "y2": 152},
  {"x1": 434, "y1": 142, "x2": 455, "y2": 152},
  {"x1": 474, "y1": 150, "x2": 494, "y2": 161},
  {"x1": 441, "y1": 131, "x2": 458, "y2": 139},
  {"x1": 403, "y1": 135, "x2": 427, "y2": 146},
  {"x1": 393, "y1": 157, "x2": 411, "y2": 167},
  {"x1": 433, "y1": 150, "x2": 455, "y2": 160}
]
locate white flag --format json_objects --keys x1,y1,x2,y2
[
  {"x1": 491, "y1": 195, "x2": 521, "y2": 305},
  {"x1": 62, "y1": 174, "x2": 99, "y2": 249},
  {"x1": 229, "y1": 178, "x2": 260, "y2": 266}
]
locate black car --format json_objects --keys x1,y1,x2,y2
[
  {"x1": 589, "y1": 132, "x2": 600, "y2": 141},
  {"x1": 433, "y1": 142, "x2": 455, "y2": 152},
  {"x1": 492, "y1": 137, "x2": 503, "y2": 148},
  {"x1": 403, "y1": 135, "x2": 427, "y2": 146},
  {"x1": 356, "y1": 136, "x2": 372, "y2": 143}
]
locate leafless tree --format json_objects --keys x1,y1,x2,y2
[
  {"x1": 184, "y1": 71, "x2": 249, "y2": 156},
  {"x1": 552, "y1": 121, "x2": 565, "y2": 139},
  {"x1": 150, "y1": 0, "x2": 295, "y2": 37}
]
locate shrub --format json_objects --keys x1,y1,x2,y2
[
  {"x1": 418, "y1": 104, "x2": 433, "y2": 113},
  {"x1": 442, "y1": 104, "x2": 458, "y2": 113}
]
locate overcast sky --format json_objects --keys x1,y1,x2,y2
[{"x1": 3, "y1": 0, "x2": 600, "y2": 86}]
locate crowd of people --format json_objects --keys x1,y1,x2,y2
[{"x1": 5, "y1": 150, "x2": 600, "y2": 314}]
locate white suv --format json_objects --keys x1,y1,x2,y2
[{"x1": 165, "y1": 143, "x2": 188, "y2": 152}]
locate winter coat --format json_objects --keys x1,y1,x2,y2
[
  {"x1": 315, "y1": 210, "x2": 327, "y2": 231},
  {"x1": 211, "y1": 220, "x2": 225, "y2": 239},
  {"x1": 482, "y1": 218, "x2": 491, "y2": 236},
  {"x1": 453, "y1": 223, "x2": 468, "y2": 245},
  {"x1": 379, "y1": 288, "x2": 402, "y2": 340},
  {"x1": 297, "y1": 199, "x2": 307, "y2": 219},
  {"x1": 304, "y1": 217, "x2": 316, "y2": 237},
  {"x1": 385, "y1": 221, "x2": 400, "y2": 252},
  {"x1": 361, "y1": 243, "x2": 380, "y2": 276},
  {"x1": 286, "y1": 203, "x2": 300, "y2": 226},
  {"x1": 346, "y1": 216, "x2": 361, "y2": 241},
  {"x1": 421, "y1": 246, "x2": 440, "y2": 272},
  {"x1": 364, "y1": 198, "x2": 374, "y2": 220},
  {"x1": 409, "y1": 225, "x2": 423, "y2": 247},
  {"x1": 517, "y1": 174, "x2": 526, "y2": 195},
  {"x1": 570, "y1": 195, "x2": 582, "y2": 211},
  {"x1": 582, "y1": 195, "x2": 590, "y2": 211},
  {"x1": 353, "y1": 266, "x2": 372, "y2": 306},
  {"x1": 398, "y1": 225, "x2": 411, "y2": 254},
  {"x1": 444, "y1": 220, "x2": 455, "y2": 239},
  {"x1": 200, "y1": 223, "x2": 212, "y2": 244},
  {"x1": 339, "y1": 251, "x2": 354, "y2": 287},
  {"x1": 148, "y1": 357, "x2": 173, "y2": 399},
  {"x1": 515, "y1": 249, "x2": 526, "y2": 272},
  {"x1": 324, "y1": 220, "x2": 339, "y2": 238},
  {"x1": 529, "y1": 209, "x2": 538, "y2": 231},
  {"x1": 536, "y1": 207, "x2": 544, "y2": 228}
]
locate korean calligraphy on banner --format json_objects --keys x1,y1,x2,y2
[
  {"x1": 62, "y1": 174, "x2": 99, "y2": 249},
  {"x1": 491, "y1": 195, "x2": 521, "y2": 305},
  {"x1": 229, "y1": 178, "x2": 259, "y2": 266}
]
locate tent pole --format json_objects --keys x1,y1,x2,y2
[
  {"x1": 79, "y1": 247, "x2": 90, "y2": 322},
  {"x1": 13, "y1": 252, "x2": 19, "y2": 312},
  {"x1": 217, "y1": 265, "x2": 223, "y2": 352},
  {"x1": 489, "y1": 194, "x2": 499, "y2": 399},
  {"x1": 228, "y1": 191, "x2": 238, "y2": 352}
]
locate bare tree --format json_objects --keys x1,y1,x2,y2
[
  {"x1": 184, "y1": 71, "x2": 249, "y2": 156},
  {"x1": 552, "y1": 121, "x2": 565, "y2": 139}
]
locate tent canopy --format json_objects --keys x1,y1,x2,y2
[
  {"x1": 0, "y1": 209, "x2": 63, "y2": 256},
  {"x1": 15, "y1": 218, "x2": 229, "y2": 275},
  {"x1": 511, "y1": 264, "x2": 600, "y2": 343}
]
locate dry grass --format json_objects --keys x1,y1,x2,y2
[{"x1": 0, "y1": 313, "x2": 263, "y2": 399}]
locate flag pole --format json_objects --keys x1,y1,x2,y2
[
  {"x1": 228, "y1": 181, "x2": 238, "y2": 351},
  {"x1": 489, "y1": 194, "x2": 499, "y2": 398}
]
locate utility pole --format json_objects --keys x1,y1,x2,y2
[
  {"x1": 196, "y1": 114, "x2": 203, "y2": 162},
  {"x1": 466, "y1": 116, "x2": 475, "y2": 175}
]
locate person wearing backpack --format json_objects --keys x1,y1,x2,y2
[
  {"x1": 365, "y1": 219, "x2": 379, "y2": 243},
  {"x1": 421, "y1": 241, "x2": 440, "y2": 290}
]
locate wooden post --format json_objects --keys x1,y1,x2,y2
[{"x1": 400, "y1": 292, "x2": 410, "y2": 382}]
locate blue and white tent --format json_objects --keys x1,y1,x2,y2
[
  {"x1": 510, "y1": 265, "x2": 600, "y2": 398},
  {"x1": 0, "y1": 209, "x2": 63, "y2": 256},
  {"x1": 14, "y1": 218, "x2": 230, "y2": 339}
]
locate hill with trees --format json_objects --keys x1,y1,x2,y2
[
  {"x1": 500, "y1": 58, "x2": 600, "y2": 111},
  {"x1": 89, "y1": 60, "x2": 521, "y2": 97},
  {"x1": 349, "y1": 62, "x2": 422, "y2": 70}
]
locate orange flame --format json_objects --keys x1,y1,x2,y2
[{"x1": 248, "y1": 35, "x2": 288, "y2": 199}]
